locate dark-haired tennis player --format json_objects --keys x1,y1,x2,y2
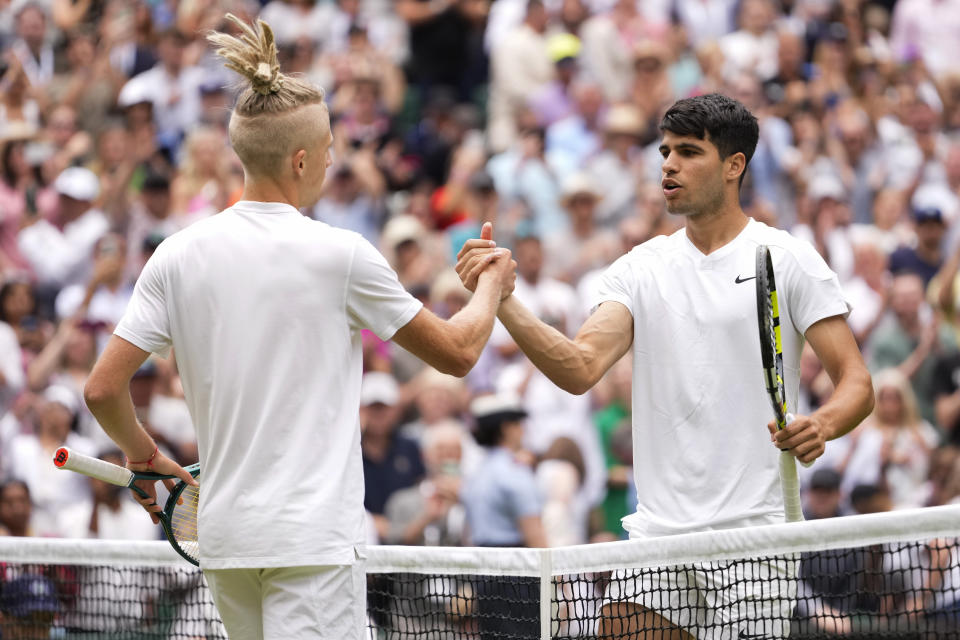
[
  {"x1": 82, "y1": 15, "x2": 514, "y2": 640},
  {"x1": 458, "y1": 93, "x2": 874, "y2": 639}
]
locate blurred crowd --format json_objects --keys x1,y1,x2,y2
[{"x1": 0, "y1": 0, "x2": 960, "y2": 568}]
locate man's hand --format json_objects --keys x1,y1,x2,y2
[
  {"x1": 456, "y1": 222, "x2": 515, "y2": 298},
  {"x1": 768, "y1": 414, "x2": 827, "y2": 465},
  {"x1": 127, "y1": 450, "x2": 198, "y2": 524}
]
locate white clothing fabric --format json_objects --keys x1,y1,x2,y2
[
  {"x1": 17, "y1": 209, "x2": 109, "y2": 287},
  {"x1": 55, "y1": 283, "x2": 133, "y2": 324},
  {"x1": 718, "y1": 29, "x2": 779, "y2": 81},
  {"x1": 114, "y1": 200, "x2": 422, "y2": 569},
  {"x1": 56, "y1": 498, "x2": 160, "y2": 540},
  {"x1": 889, "y1": 0, "x2": 960, "y2": 77},
  {"x1": 673, "y1": 0, "x2": 737, "y2": 47},
  {"x1": 118, "y1": 64, "x2": 205, "y2": 141},
  {"x1": 0, "y1": 321, "x2": 24, "y2": 416},
  {"x1": 6, "y1": 432, "x2": 96, "y2": 535},
  {"x1": 148, "y1": 394, "x2": 196, "y2": 448},
  {"x1": 840, "y1": 421, "x2": 939, "y2": 509},
  {"x1": 605, "y1": 556, "x2": 798, "y2": 639},
  {"x1": 592, "y1": 219, "x2": 850, "y2": 538},
  {"x1": 204, "y1": 561, "x2": 367, "y2": 640}
]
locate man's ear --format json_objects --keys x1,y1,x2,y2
[
  {"x1": 726, "y1": 152, "x2": 746, "y2": 183},
  {"x1": 292, "y1": 149, "x2": 307, "y2": 177}
]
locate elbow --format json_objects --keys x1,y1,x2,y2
[
  {"x1": 559, "y1": 378, "x2": 593, "y2": 396},
  {"x1": 438, "y1": 353, "x2": 475, "y2": 378},
  {"x1": 82, "y1": 377, "x2": 114, "y2": 413}
]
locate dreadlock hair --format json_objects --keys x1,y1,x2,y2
[{"x1": 207, "y1": 14, "x2": 329, "y2": 176}]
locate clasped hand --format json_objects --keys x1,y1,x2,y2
[{"x1": 455, "y1": 222, "x2": 517, "y2": 299}]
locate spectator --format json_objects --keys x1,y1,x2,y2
[
  {"x1": 116, "y1": 28, "x2": 206, "y2": 152},
  {"x1": 44, "y1": 26, "x2": 125, "y2": 139},
  {"x1": 579, "y1": 0, "x2": 668, "y2": 102},
  {"x1": 384, "y1": 421, "x2": 467, "y2": 545},
  {"x1": 544, "y1": 171, "x2": 619, "y2": 283},
  {"x1": 718, "y1": 0, "x2": 779, "y2": 82},
  {"x1": 839, "y1": 368, "x2": 939, "y2": 509},
  {"x1": 588, "y1": 104, "x2": 646, "y2": 227},
  {"x1": 0, "y1": 127, "x2": 57, "y2": 275},
  {"x1": 0, "y1": 57, "x2": 41, "y2": 137},
  {"x1": 888, "y1": 206, "x2": 947, "y2": 286},
  {"x1": 54, "y1": 233, "x2": 131, "y2": 329},
  {"x1": 0, "y1": 480, "x2": 33, "y2": 537},
  {"x1": 170, "y1": 126, "x2": 241, "y2": 221},
  {"x1": 5, "y1": 385, "x2": 95, "y2": 535},
  {"x1": 461, "y1": 393, "x2": 543, "y2": 637},
  {"x1": 804, "y1": 468, "x2": 844, "y2": 520},
  {"x1": 0, "y1": 302, "x2": 24, "y2": 418},
  {"x1": 528, "y1": 32, "x2": 582, "y2": 128},
  {"x1": 486, "y1": 0, "x2": 552, "y2": 152},
  {"x1": 10, "y1": 4, "x2": 53, "y2": 89},
  {"x1": 360, "y1": 372, "x2": 426, "y2": 539},
  {"x1": 0, "y1": 574, "x2": 60, "y2": 639},
  {"x1": 889, "y1": 0, "x2": 960, "y2": 78},
  {"x1": 17, "y1": 166, "x2": 108, "y2": 291},
  {"x1": 867, "y1": 271, "x2": 957, "y2": 424}
]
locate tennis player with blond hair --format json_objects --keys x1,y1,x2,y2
[{"x1": 82, "y1": 15, "x2": 515, "y2": 639}]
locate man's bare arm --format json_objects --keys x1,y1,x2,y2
[
  {"x1": 496, "y1": 297, "x2": 634, "y2": 395},
  {"x1": 393, "y1": 226, "x2": 515, "y2": 377},
  {"x1": 772, "y1": 315, "x2": 874, "y2": 463},
  {"x1": 84, "y1": 336, "x2": 197, "y2": 520}
]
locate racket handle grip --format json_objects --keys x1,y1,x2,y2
[
  {"x1": 53, "y1": 447, "x2": 135, "y2": 487},
  {"x1": 784, "y1": 414, "x2": 814, "y2": 468},
  {"x1": 779, "y1": 450, "x2": 804, "y2": 523}
]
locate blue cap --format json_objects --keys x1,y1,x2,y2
[{"x1": 1, "y1": 575, "x2": 60, "y2": 617}]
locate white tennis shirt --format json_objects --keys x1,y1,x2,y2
[
  {"x1": 593, "y1": 219, "x2": 850, "y2": 538},
  {"x1": 115, "y1": 201, "x2": 422, "y2": 568}
]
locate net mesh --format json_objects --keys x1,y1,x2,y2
[{"x1": 1, "y1": 505, "x2": 959, "y2": 639}]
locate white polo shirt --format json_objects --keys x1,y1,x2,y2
[
  {"x1": 593, "y1": 219, "x2": 850, "y2": 538},
  {"x1": 115, "y1": 201, "x2": 422, "y2": 568}
]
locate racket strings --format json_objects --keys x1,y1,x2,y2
[{"x1": 170, "y1": 482, "x2": 200, "y2": 561}]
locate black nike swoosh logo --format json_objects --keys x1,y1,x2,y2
[
  {"x1": 735, "y1": 275, "x2": 757, "y2": 284},
  {"x1": 738, "y1": 632, "x2": 764, "y2": 639}
]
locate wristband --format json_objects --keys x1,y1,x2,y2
[{"x1": 127, "y1": 445, "x2": 159, "y2": 468}]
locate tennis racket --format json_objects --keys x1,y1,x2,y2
[
  {"x1": 755, "y1": 245, "x2": 808, "y2": 523},
  {"x1": 53, "y1": 447, "x2": 200, "y2": 565}
]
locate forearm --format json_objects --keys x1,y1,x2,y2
[
  {"x1": 497, "y1": 296, "x2": 599, "y2": 395},
  {"x1": 84, "y1": 388, "x2": 156, "y2": 460},
  {"x1": 439, "y1": 271, "x2": 503, "y2": 372},
  {"x1": 811, "y1": 366, "x2": 874, "y2": 441}
]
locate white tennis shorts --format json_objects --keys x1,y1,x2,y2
[
  {"x1": 603, "y1": 555, "x2": 799, "y2": 639},
  {"x1": 204, "y1": 560, "x2": 367, "y2": 640}
]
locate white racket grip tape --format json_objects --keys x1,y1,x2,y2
[
  {"x1": 784, "y1": 413, "x2": 814, "y2": 468},
  {"x1": 53, "y1": 447, "x2": 135, "y2": 487},
  {"x1": 779, "y1": 450, "x2": 804, "y2": 523}
]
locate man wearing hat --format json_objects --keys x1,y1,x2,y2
[
  {"x1": 461, "y1": 393, "x2": 544, "y2": 639},
  {"x1": 17, "y1": 166, "x2": 108, "y2": 289},
  {"x1": 359, "y1": 372, "x2": 426, "y2": 539},
  {"x1": 889, "y1": 206, "x2": 946, "y2": 286},
  {"x1": 0, "y1": 574, "x2": 61, "y2": 639},
  {"x1": 544, "y1": 172, "x2": 619, "y2": 282}
]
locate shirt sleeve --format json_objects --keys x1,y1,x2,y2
[
  {"x1": 113, "y1": 244, "x2": 173, "y2": 357},
  {"x1": 781, "y1": 239, "x2": 852, "y2": 335},
  {"x1": 346, "y1": 237, "x2": 423, "y2": 341},
  {"x1": 590, "y1": 253, "x2": 635, "y2": 316}
]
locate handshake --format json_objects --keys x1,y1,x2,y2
[{"x1": 455, "y1": 222, "x2": 517, "y2": 301}]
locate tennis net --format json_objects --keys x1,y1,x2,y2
[{"x1": 1, "y1": 504, "x2": 959, "y2": 639}]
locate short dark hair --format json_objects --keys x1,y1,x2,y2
[{"x1": 659, "y1": 93, "x2": 759, "y2": 185}]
